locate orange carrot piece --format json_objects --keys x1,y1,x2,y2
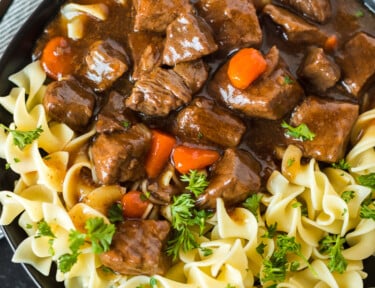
[
  {"x1": 227, "y1": 48, "x2": 267, "y2": 89},
  {"x1": 145, "y1": 130, "x2": 176, "y2": 178},
  {"x1": 172, "y1": 146, "x2": 220, "y2": 174},
  {"x1": 40, "y1": 36, "x2": 74, "y2": 80},
  {"x1": 324, "y1": 34, "x2": 338, "y2": 52},
  {"x1": 121, "y1": 191, "x2": 149, "y2": 219}
]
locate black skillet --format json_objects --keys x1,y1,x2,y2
[{"x1": 0, "y1": 0, "x2": 374, "y2": 287}]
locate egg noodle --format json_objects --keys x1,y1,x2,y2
[{"x1": 0, "y1": 58, "x2": 374, "y2": 288}]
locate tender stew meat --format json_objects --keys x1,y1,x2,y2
[{"x1": 33, "y1": 0, "x2": 375, "y2": 277}]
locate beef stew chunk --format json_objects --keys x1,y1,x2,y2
[
  {"x1": 162, "y1": 13, "x2": 218, "y2": 66},
  {"x1": 133, "y1": 0, "x2": 192, "y2": 32},
  {"x1": 176, "y1": 97, "x2": 246, "y2": 147},
  {"x1": 286, "y1": 96, "x2": 359, "y2": 163},
  {"x1": 128, "y1": 32, "x2": 164, "y2": 80},
  {"x1": 82, "y1": 39, "x2": 129, "y2": 92},
  {"x1": 90, "y1": 124, "x2": 152, "y2": 185},
  {"x1": 196, "y1": 148, "x2": 261, "y2": 209},
  {"x1": 196, "y1": 0, "x2": 262, "y2": 52},
  {"x1": 126, "y1": 67, "x2": 191, "y2": 117},
  {"x1": 277, "y1": 0, "x2": 332, "y2": 23},
  {"x1": 209, "y1": 46, "x2": 303, "y2": 120},
  {"x1": 43, "y1": 78, "x2": 96, "y2": 132},
  {"x1": 173, "y1": 59, "x2": 208, "y2": 93},
  {"x1": 298, "y1": 47, "x2": 341, "y2": 92},
  {"x1": 96, "y1": 91, "x2": 138, "y2": 134},
  {"x1": 263, "y1": 4, "x2": 328, "y2": 46},
  {"x1": 338, "y1": 32, "x2": 375, "y2": 97},
  {"x1": 100, "y1": 220, "x2": 171, "y2": 275}
]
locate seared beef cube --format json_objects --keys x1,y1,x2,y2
[
  {"x1": 278, "y1": 0, "x2": 332, "y2": 23},
  {"x1": 337, "y1": 32, "x2": 375, "y2": 97},
  {"x1": 286, "y1": 96, "x2": 359, "y2": 163},
  {"x1": 128, "y1": 32, "x2": 164, "y2": 80},
  {"x1": 209, "y1": 47, "x2": 303, "y2": 120},
  {"x1": 173, "y1": 59, "x2": 208, "y2": 93},
  {"x1": 96, "y1": 91, "x2": 138, "y2": 133},
  {"x1": 196, "y1": 148, "x2": 261, "y2": 209},
  {"x1": 133, "y1": 0, "x2": 192, "y2": 32},
  {"x1": 196, "y1": 0, "x2": 262, "y2": 52},
  {"x1": 175, "y1": 97, "x2": 246, "y2": 147},
  {"x1": 263, "y1": 4, "x2": 327, "y2": 46},
  {"x1": 43, "y1": 79, "x2": 95, "y2": 132},
  {"x1": 162, "y1": 13, "x2": 218, "y2": 66},
  {"x1": 100, "y1": 220, "x2": 170, "y2": 275},
  {"x1": 298, "y1": 47, "x2": 341, "y2": 92},
  {"x1": 126, "y1": 68, "x2": 191, "y2": 117},
  {"x1": 83, "y1": 39, "x2": 129, "y2": 91},
  {"x1": 91, "y1": 124, "x2": 152, "y2": 184}
]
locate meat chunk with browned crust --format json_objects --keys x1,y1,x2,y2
[
  {"x1": 126, "y1": 67, "x2": 191, "y2": 117},
  {"x1": 162, "y1": 13, "x2": 218, "y2": 66},
  {"x1": 263, "y1": 4, "x2": 328, "y2": 46},
  {"x1": 196, "y1": 0, "x2": 262, "y2": 52},
  {"x1": 132, "y1": 0, "x2": 192, "y2": 32},
  {"x1": 298, "y1": 47, "x2": 341, "y2": 92},
  {"x1": 100, "y1": 220, "x2": 171, "y2": 276},
  {"x1": 43, "y1": 78, "x2": 96, "y2": 132},
  {"x1": 209, "y1": 46, "x2": 303, "y2": 120},
  {"x1": 82, "y1": 39, "x2": 129, "y2": 91},
  {"x1": 175, "y1": 97, "x2": 246, "y2": 147},
  {"x1": 173, "y1": 59, "x2": 208, "y2": 93},
  {"x1": 196, "y1": 148, "x2": 261, "y2": 209},
  {"x1": 277, "y1": 0, "x2": 332, "y2": 23},
  {"x1": 337, "y1": 32, "x2": 375, "y2": 97},
  {"x1": 285, "y1": 96, "x2": 359, "y2": 163},
  {"x1": 90, "y1": 123, "x2": 151, "y2": 184}
]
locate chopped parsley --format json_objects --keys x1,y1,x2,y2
[
  {"x1": 107, "y1": 203, "x2": 124, "y2": 224},
  {"x1": 360, "y1": 200, "x2": 375, "y2": 221},
  {"x1": 58, "y1": 217, "x2": 115, "y2": 273},
  {"x1": 261, "y1": 235, "x2": 311, "y2": 284},
  {"x1": 281, "y1": 121, "x2": 315, "y2": 141},
  {"x1": 332, "y1": 159, "x2": 351, "y2": 170},
  {"x1": 262, "y1": 223, "x2": 278, "y2": 239},
  {"x1": 180, "y1": 170, "x2": 209, "y2": 197},
  {"x1": 121, "y1": 121, "x2": 132, "y2": 129},
  {"x1": 0, "y1": 124, "x2": 43, "y2": 150},
  {"x1": 318, "y1": 234, "x2": 347, "y2": 273},
  {"x1": 35, "y1": 220, "x2": 56, "y2": 256},
  {"x1": 287, "y1": 158, "x2": 295, "y2": 167},
  {"x1": 358, "y1": 173, "x2": 375, "y2": 189},
  {"x1": 243, "y1": 193, "x2": 263, "y2": 219},
  {"x1": 256, "y1": 242, "x2": 267, "y2": 256},
  {"x1": 283, "y1": 75, "x2": 294, "y2": 85},
  {"x1": 150, "y1": 277, "x2": 157, "y2": 287},
  {"x1": 166, "y1": 193, "x2": 212, "y2": 260},
  {"x1": 354, "y1": 10, "x2": 364, "y2": 18},
  {"x1": 341, "y1": 190, "x2": 355, "y2": 203}
]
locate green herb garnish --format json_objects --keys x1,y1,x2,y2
[
  {"x1": 318, "y1": 234, "x2": 347, "y2": 273},
  {"x1": 0, "y1": 124, "x2": 43, "y2": 150},
  {"x1": 281, "y1": 121, "x2": 315, "y2": 141},
  {"x1": 180, "y1": 170, "x2": 209, "y2": 197}
]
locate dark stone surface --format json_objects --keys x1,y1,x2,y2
[{"x1": 0, "y1": 238, "x2": 36, "y2": 288}]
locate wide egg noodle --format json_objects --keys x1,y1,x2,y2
[{"x1": 61, "y1": 3, "x2": 109, "y2": 40}]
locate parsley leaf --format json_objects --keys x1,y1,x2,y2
[
  {"x1": 243, "y1": 194, "x2": 263, "y2": 219},
  {"x1": 58, "y1": 252, "x2": 79, "y2": 273},
  {"x1": 341, "y1": 190, "x2": 355, "y2": 203},
  {"x1": 283, "y1": 75, "x2": 294, "y2": 85},
  {"x1": 180, "y1": 170, "x2": 209, "y2": 197},
  {"x1": 256, "y1": 242, "x2": 267, "y2": 256},
  {"x1": 332, "y1": 159, "x2": 351, "y2": 170},
  {"x1": 0, "y1": 124, "x2": 43, "y2": 150},
  {"x1": 262, "y1": 223, "x2": 278, "y2": 239},
  {"x1": 358, "y1": 173, "x2": 375, "y2": 189},
  {"x1": 360, "y1": 203, "x2": 375, "y2": 220},
  {"x1": 35, "y1": 220, "x2": 55, "y2": 239},
  {"x1": 318, "y1": 234, "x2": 347, "y2": 273},
  {"x1": 85, "y1": 217, "x2": 115, "y2": 254},
  {"x1": 107, "y1": 203, "x2": 124, "y2": 223},
  {"x1": 166, "y1": 193, "x2": 211, "y2": 260},
  {"x1": 281, "y1": 121, "x2": 315, "y2": 141},
  {"x1": 150, "y1": 277, "x2": 157, "y2": 287}
]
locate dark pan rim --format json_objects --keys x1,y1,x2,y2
[{"x1": 0, "y1": 1, "x2": 374, "y2": 288}]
